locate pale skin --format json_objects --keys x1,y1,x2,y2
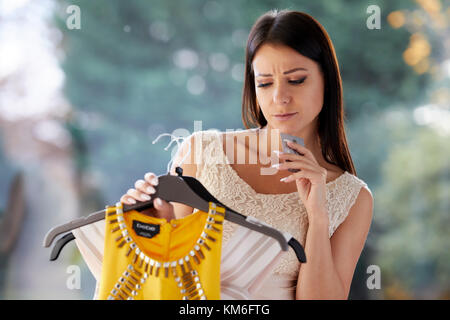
[{"x1": 121, "y1": 43, "x2": 373, "y2": 300}]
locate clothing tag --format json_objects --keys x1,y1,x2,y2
[{"x1": 132, "y1": 220, "x2": 160, "y2": 238}]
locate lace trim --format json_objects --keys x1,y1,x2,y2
[{"x1": 192, "y1": 130, "x2": 368, "y2": 279}]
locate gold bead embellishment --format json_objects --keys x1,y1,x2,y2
[{"x1": 106, "y1": 201, "x2": 223, "y2": 300}]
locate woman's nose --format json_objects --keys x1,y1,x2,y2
[{"x1": 273, "y1": 84, "x2": 291, "y2": 105}]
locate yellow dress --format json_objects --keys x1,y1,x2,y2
[{"x1": 97, "y1": 201, "x2": 225, "y2": 300}]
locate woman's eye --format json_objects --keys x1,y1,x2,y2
[
  {"x1": 289, "y1": 77, "x2": 307, "y2": 84},
  {"x1": 257, "y1": 77, "x2": 306, "y2": 88}
]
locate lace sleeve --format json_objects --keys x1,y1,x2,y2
[
  {"x1": 328, "y1": 176, "x2": 369, "y2": 237},
  {"x1": 184, "y1": 130, "x2": 226, "y2": 177}
]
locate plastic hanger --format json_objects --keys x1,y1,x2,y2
[{"x1": 43, "y1": 167, "x2": 307, "y2": 263}]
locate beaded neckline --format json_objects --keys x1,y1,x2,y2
[{"x1": 105, "y1": 201, "x2": 225, "y2": 300}]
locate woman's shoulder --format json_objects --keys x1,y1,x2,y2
[
  {"x1": 327, "y1": 170, "x2": 373, "y2": 236},
  {"x1": 326, "y1": 167, "x2": 371, "y2": 202},
  {"x1": 336, "y1": 170, "x2": 373, "y2": 211},
  {"x1": 343, "y1": 171, "x2": 370, "y2": 192}
]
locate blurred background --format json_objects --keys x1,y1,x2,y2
[{"x1": 0, "y1": 0, "x2": 448, "y2": 299}]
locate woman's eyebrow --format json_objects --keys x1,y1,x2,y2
[{"x1": 255, "y1": 67, "x2": 308, "y2": 77}]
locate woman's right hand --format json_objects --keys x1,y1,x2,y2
[{"x1": 120, "y1": 172, "x2": 175, "y2": 221}]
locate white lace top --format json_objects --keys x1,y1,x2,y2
[{"x1": 188, "y1": 130, "x2": 369, "y2": 280}]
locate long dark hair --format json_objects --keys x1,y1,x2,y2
[{"x1": 241, "y1": 9, "x2": 356, "y2": 175}]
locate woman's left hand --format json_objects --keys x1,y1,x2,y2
[{"x1": 273, "y1": 140, "x2": 329, "y2": 224}]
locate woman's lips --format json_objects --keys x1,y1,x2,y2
[{"x1": 273, "y1": 112, "x2": 298, "y2": 121}]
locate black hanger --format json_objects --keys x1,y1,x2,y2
[
  {"x1": 44, "y1": 167, "x2": 306, "y2": 263},
  {"x1": 49, "y1": 232, "x2": 75, "y2": 261}
]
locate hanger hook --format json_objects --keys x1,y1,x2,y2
[{"x1": 152, "y1": 132, "x2": 192, "y2": 175}]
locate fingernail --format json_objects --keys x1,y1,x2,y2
[
  {"x1": 273, "y1": 150, "x2": 282, "y2": 156},
  {"x1": 151, "y1": 177, "x2": 159, "y2": 186},
  {"x1": 271, "y1": 163, "x2": 280, "y2": 168},
  {"x1": 146, "y1": 186, "x2": 155, "y2": 193},
  {"x1": 136, "y1": 180, "x2": 144, "y2": 187},
  {"x1": 128, "y1": 198, "x2": 136, "y2": 204},
  {"x1": 280, "y1": 177, "x2": 289, "y2": 182},
  {"x1": 155, "y1": 198, "x2": 163, "y2": 206},
  {"x1": 141, "y1": 194, "x2": 151, "y2": 201}
]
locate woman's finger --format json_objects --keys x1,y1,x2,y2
[
  {"x1": 152, "y1": 197, "x2": 175, "y2": 221},
  {"x1": 135, "y1": 179, "x2": 156, "y2": 195},
  {"x1": 280, "y1": 167, "x2": 325, "y2": 184},
  {"x1": 144, "y1": 172, "x2": 159, "y2": 186},
  {"x1": 127, "y1": 188, "x2": 151, "y2": 202},
  {"x1": 120, "y1": 194, "x2": 136, "y2": 205},
  {"x1": 272, "y1": 159, "x2": 320, "y2": 173},
  {"x1": 284, "y1": 140, "x2": 318, "y2": 164},
  {"x1": 275, "y1": 151, "x2": 317, "y2": 167}
]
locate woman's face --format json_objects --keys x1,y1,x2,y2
[{"x1": 252, "y1": 43, "x2": 325, "y2": 137}]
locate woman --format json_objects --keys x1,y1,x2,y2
[{"x1": 121, "y1": 9, "x2": 373, "y2": 300}]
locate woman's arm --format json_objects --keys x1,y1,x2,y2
[
  {"x1": 275, "y1": 141, "x2": 374, "y2": 299},
  {"x1": 296, "y1": 187, "x2": 373, "y2": 300}
]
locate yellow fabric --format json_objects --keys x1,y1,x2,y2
[{"x1": 98, "y1": 202, "x2": 224, "y2": 300}]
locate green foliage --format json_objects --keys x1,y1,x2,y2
[{"x1": 374, "y1": 121, "x2": 449, "y2": 298}]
